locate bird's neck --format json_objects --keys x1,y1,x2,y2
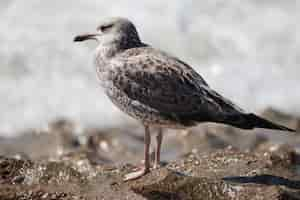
[
  {"x1": 96, "y1": 39, "x2": 144, "y2": 59},
  {"x1": 94, "y1": 43, "x2": 123, "y2": 79},
  {"x1": 96, "y1": 43, "x2": 120, "y2": 59}
]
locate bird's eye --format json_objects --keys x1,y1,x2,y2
[{"x1": 98, "y1": 24, "x2": 113, "y2": 32}]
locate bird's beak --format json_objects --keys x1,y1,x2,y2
[{"x1": 73, "y1": 33, "x2": 99, "y2": 42}]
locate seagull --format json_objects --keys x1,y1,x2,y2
[{"x1": 74, "y1": 17, "x2": 295, "y2": 181}]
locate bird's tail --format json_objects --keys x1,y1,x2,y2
[{"x1": 223, "y1": 113, "x2": 295, "y2": 132}]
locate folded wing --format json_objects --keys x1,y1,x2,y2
[{"x1": 111, "y1": 48, "x2": 245, "y2": 125}]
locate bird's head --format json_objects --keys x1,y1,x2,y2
[{"x1": 74, "y1": 17, "x2": 142, "y2": 50}]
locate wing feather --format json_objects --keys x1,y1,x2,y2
[{"x1": 111, "y1": 47, "x2": 244, "y2": 123}]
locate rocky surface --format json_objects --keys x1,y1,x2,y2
[
  {"x1": 1, "y1": 147, "x2": 300, "y2": 200},
  {"x1": 0, "y1": 108, "x2": 299, "y2": 199}
]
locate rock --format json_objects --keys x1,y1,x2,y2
[
  {"x1": 0, "y1": 119, "x2": 80, "y2": 160},
  {"x1": 48, "y1": 118, "x2": 81, "y2": 149},
  {"x1": 128, "y1": 168, "x2": 288, "y2": 200},
  {"x1": 126, "y1": 148, "x2": 300, "y2": 199},
  {"x1": 1, "y1": 147, "x2": 300, "y2": 199},
  {"x1": 0, "y1": 155, "x2": 145, "y2": 200},
  {"x1": 0, "y1": 184, "x2": 85, "y2": 200}
]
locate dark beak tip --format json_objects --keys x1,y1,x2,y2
[
  {"x1": 73, "y1": 34, "x2": 97, "y2": 42},
  {"x1": 73, "y1": 36, "x2": 82, "y2": 42}
]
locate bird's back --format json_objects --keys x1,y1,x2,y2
[{"x1": 100, "y1": 46, "x2": 246, "y2": 127}]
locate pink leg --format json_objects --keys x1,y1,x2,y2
[
  {"x1": 154, "y1": 128, "x2": 163, "y2": 169},
  {"x1": 124, "y1": 125, "x2": 151, "y2": 181}
]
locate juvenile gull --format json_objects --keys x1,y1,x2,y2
[{"x1": 74, "y1": 17, "x2": 295, "y2": 181}]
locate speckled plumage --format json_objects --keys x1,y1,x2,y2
[
  {"x1": 96, "y1": 46, "x2": 245, "y2": 128},
  {"x1": 74, "y1": 17, "x2": 294, "y2": 180}
]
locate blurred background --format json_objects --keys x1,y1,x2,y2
[
  {"x1": 1, "y1": 2, "x2": 300, "y2": 198},
  {"x1": 0, "y1": 0, "x2": 299, "y2": 136}
]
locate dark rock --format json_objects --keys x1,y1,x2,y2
[
  {"x1": 128, "y1": 168, "x2": 290, "y2": 200},
  {"x1": 1, "y1": 147, "x2": 300, "y2": 199},
  {"x1": 268, "y1": 145, "x2": 298, "y2": 167}
]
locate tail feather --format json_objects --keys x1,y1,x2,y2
[
  {"x1": 224, "y1": 113, "x2": 295, "y2": 132},
  {"x1": 247, "y1": 113, "x2": 295, "y2": 132}
]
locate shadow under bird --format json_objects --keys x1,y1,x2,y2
[{"x1": 74, "y1": 17, "x2": 295, "y2": 181}]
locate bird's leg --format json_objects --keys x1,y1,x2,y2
[
  {"x1": 154, "y1": 127, "x2": 163, "y2": 169},
  {"x1": 124, "y1": 125, "x2": 151, "y2": 181}
]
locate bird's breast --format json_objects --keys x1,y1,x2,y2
[{"x1": 94, "y1": 51, "x2": 113, "y2": 88}]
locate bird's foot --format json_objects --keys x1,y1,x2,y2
[{"x1": 123, "y1": 167, "x2": 150, "y2": 181}]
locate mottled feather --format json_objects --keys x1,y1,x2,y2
[{"x1": 104, "y1": 46, "x2": 246, "y2": 126}]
